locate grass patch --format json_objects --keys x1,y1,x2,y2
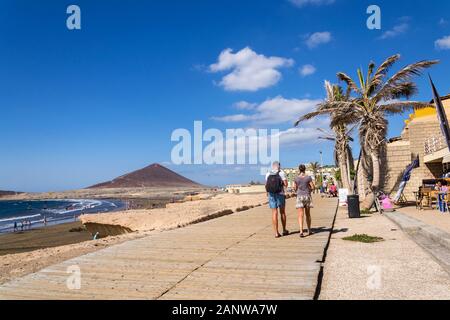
[
  {"x1": 342, "y1": 234, "x2": 384, "y2": 243},
  {"x1": 360, "y1": 209, "x2": 373, "y2": 215}
]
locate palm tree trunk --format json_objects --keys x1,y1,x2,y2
[
  {"x1": 362, "y1": 151, "x2": 381, "y2": 209},
  {"x1": 338, "y1": 154, "x2": 350, "y2": 190},
  {"x1": 346, "y1": 155, "x2": 353, "y2": 194},
  {"x1": 341, "y1": 163, "x2": 349, "y2": 189}
]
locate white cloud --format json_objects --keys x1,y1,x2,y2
[
  {"x1": 233, "y1": 101, "x2": 257, "y2": 110},
  {"x1": 209, "y1": 47, "x2": 294, "y2": 91},
  {"x1": 212, "y1": 96, "x2": 321, "y2": 125},
  {"x1": 299, "y1": 64, "x2": 316, "y2": 77},
  {"x1": 277, "y1": 127, "x2": 324, "y2": 146},
  {"x1": 435, "y1": 35, "x2": 450, "y2": 50},
  {"x1": 289, "y1": 0, "x2": 335, "y2": 8},
  {"x1": 305, "y1": 32, "x2": 332, "y2": 49},
  {"x1": 380, "y1": 18, "x2": 410, "y2": 40}
]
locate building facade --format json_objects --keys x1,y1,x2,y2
[{"x1": 357, "y1": 95, "x2": 450, "y2": 201}]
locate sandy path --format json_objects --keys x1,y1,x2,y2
[
  {"x1": 320, "y1": 208, "x2": 450, "y2": 300},
  {"x1": 397, "y1": 206, "x2": 450, "y2": 234}
]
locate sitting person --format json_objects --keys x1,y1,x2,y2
[
  {"x1": 328, "y1": 183, "x2": 338, "y2": 197},
  {"x1": 441, "y1": 181, "x2": 449, "y2": 193},
  {"x1": 435, "y1": 181, "x2": 443, "y2": 191}
]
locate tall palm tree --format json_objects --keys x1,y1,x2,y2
[
  {"x1": 296, "y1": 54, "x2": 438, "y2": 209},
  {"x1": 309, "y1": 161, "x2": 320, "y2": 183},
  {"x1": 312, "y1": 81, "x2": 355, "y2": 191}
]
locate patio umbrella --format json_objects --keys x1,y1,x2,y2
[{"x1": 430, "y1": 75, "x2": 450, "y2": 151}]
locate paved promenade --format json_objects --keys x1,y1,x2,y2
[{"x1": 0, "y1": 196, "x2": 337, "y2": 300}]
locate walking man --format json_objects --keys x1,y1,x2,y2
[{"x1": 265, "y1": 161, "x2": 289, "y2": 238}]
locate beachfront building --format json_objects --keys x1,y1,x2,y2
[{"x1": 357, "y1": 94, "x2": 450, "y2": 201}]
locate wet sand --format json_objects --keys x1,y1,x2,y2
[{"x1": 0, "y1": 222, "x2": 92, "y2": 256}]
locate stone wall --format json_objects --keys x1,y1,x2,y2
[
  {"x1": 382, "y1": 141, "x2": 412, "y2": 197},
  {"x1": 403, "y1": 118, "x2": 443, "y2": 200},
  {"x1": 357, "y1": 115, "x2": 444, "y2": 201}
]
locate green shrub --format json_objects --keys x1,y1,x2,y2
[
  {"x1": 342, "y1": 234, "x2": 384, "y2": 243},
  {"x1": 360, "y1": 209, "x2": 373, "y2": 215}
]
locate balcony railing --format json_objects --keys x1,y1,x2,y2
[{"x1": 424, "y1": 135, "x2": 446, "y2": 155}]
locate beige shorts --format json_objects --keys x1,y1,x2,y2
[{"x1": 296, "y1": 195, "x2": 313, "y2": 209}]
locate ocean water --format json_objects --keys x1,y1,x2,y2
[{"x1": 0, "y1": 199, "x2": 125, "y2": 233}]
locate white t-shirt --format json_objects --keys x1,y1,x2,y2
[{"x1": 265, "y1": 170, "x2": 287, "y2": 195}]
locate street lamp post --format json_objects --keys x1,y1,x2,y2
[{"x1": 319, "y1": 151, "x2": 324, "y2": 187}]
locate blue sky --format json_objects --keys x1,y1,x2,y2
[{"x1": 0, "y1": 0, "x2": 449, "y2": 191}]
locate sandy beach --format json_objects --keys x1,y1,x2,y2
[
  {"x1": 0, "y1": 187, "x2": 210, "y2": 201},
  {"x1": 80, "y1": 192, "x2": 269, "y2": 233},
  {"x1": 0, "y1": 222, "x2": 91, "y2": 255}
]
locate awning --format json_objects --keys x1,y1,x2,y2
[
  {"x1": 424, "y1": 147, "x2": 450, "y2": 164},
  {"x1": 443, "y1": 154, "x2": 450, "y2": 163}
]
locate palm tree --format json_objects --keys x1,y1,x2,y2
[
  {"x1": 296, "y1": 54, "x2": 438, "y2": 209},
  {"x1": 316, "y1": 125, "x2": 355, "y2": 190},
  {"x1": 307, "y1": 81, "x2": 355, "y2": 191},
  {"x1": 309, "y1": 161, "x2": 321, "y2": 184}
]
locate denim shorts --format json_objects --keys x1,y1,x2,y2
[{"x1": 268, "y1": 193, "x2": 286, "y2": 209}]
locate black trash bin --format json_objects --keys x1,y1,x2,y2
[{"x1": 347, "y1": 195, "x2": 360, "y2": 219}]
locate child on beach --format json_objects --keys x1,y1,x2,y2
[{"x1": 294, "y1": 164, "x2": 315, "y2": 238}]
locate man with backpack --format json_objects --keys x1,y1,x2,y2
[{"x1": 265, "y1": 161, "x2": 289, "y2": 238}]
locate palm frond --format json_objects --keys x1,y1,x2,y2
[
  {"x1": 372, "y1": 54, "x2": 401, "y2": 85},
  {"x1": 318, "y1": 137, "x2": 336, "y2": 141},
  {"x1": 382, "y1": 82, "x2": 418, "y2": 100},
  {"x1": 324, "y1": 80, "x2": 334, "y2": 101},
  {"x1": 316, "y1": 128, "x2": 334, "y2": 136},
  {"x1": 346, "y1": 124, "x2": 358, "y2": 137},
  {"x1": 337, "y1": 72, "x2": 361, "y2": 95},
  {"x1": 294, "y1": 107, "x2": 340, "y2": 126},
  {"x1": 379, "y1": 101, "x2": 432, "y2": 115},
  {"x1": 374, "y1": 60, "x2": 439, "y2": 102}
]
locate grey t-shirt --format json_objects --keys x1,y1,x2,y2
[{"x1": 295, "y1": 175, "x2": 313, "y2": 197}]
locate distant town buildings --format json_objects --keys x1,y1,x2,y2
[
  {"x1": 284, "y1": 165, "x2": 337, "y2": 188},
  {"x1": 225, "y1": 164, "x2": 338, "y2": 193}
]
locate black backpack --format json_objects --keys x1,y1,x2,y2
[{"x1": 265, "y1": 172, "x2": 283, "y2": 194}]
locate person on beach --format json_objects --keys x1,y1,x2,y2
[
  {"x1": 322, "y1": 180, "x2": 328, "y2": 194},
  {"x1": 294, "y1": 164, "x2": 315, "y2": 238},
  {"x1": 329, "y1": 183, "x2": 338, "y2": 197},
  {"x1": 13, "y1": 221, "x2": 18, "y2": 232},
  {"x1": 265, "y1": 161, "x2": 289, "y2": 238}
]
